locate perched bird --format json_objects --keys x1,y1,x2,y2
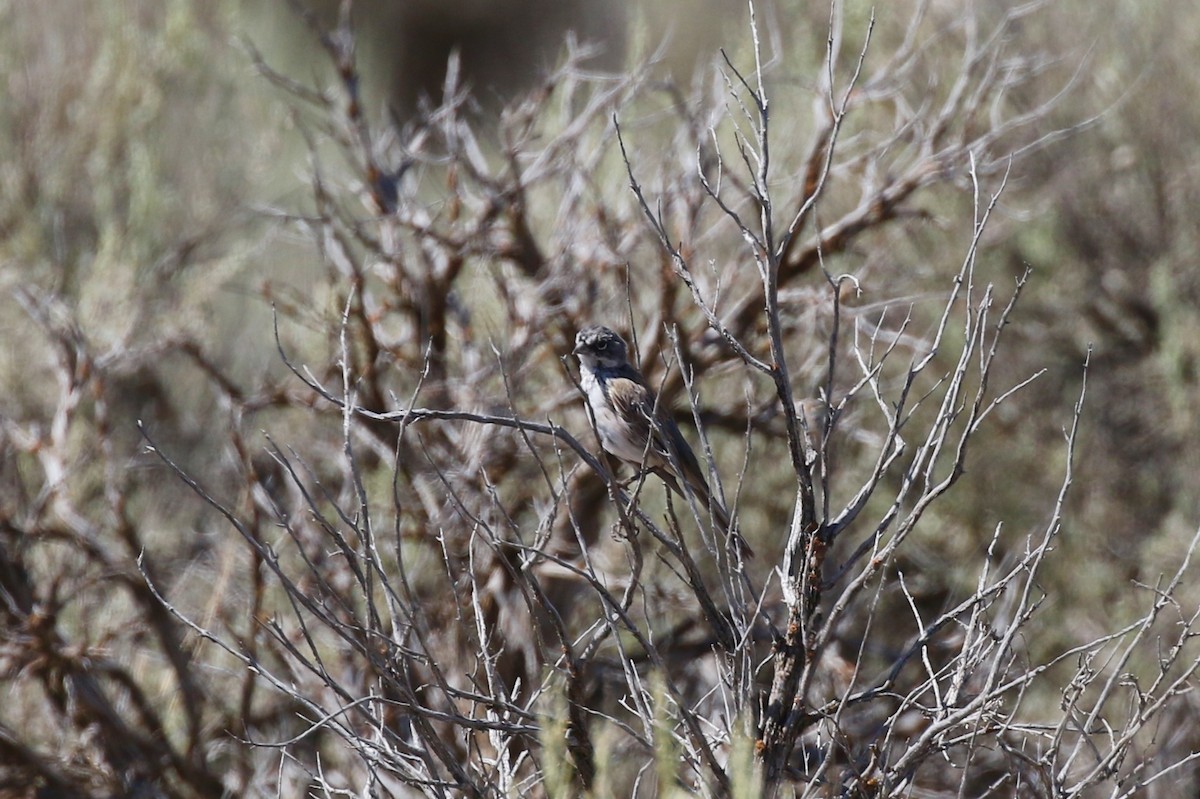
[{"x1": 573, "y1": 324, "x2": 753, "y2": 558}]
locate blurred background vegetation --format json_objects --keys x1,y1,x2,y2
[{"x1": 2, "y1": 0, "x2": 1199, "y2": 795}]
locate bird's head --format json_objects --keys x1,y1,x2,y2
[{"x1": 573, "y1": 325, "x2": 629, "y2": 370}]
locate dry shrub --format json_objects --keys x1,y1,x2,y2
[{"x1": 2, "y1": 2, "x2": 1199, "y2": 798}]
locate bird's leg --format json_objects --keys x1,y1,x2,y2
[{"x1": 616, "y1": 467, "x2": 656, "y2": 489}]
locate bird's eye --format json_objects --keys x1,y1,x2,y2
[{"x1": 596, "y1": 341, "x2": 608, "y2": 350}]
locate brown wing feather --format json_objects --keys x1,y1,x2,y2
[
  {"x1": 605, "y1": 376, "x2": 701, "y2": 480},
  {"x1": 604, "y1": 371, "x2": 751, "y2": 556},
  {"x1": 608, "y1": 379, "x2": 731, "y2": 518},
  {"x1": 602, "y1": 375, "x2": 666, "y2": 469}
]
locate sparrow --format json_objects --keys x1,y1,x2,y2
[{"x1": 573, "y1": 325, "x2": 753, "y2": 558}]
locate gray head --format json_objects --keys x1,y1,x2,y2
[{"x1": 573, "y1": 325, "x2": 629, "y2": 370}]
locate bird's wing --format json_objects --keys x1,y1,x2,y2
[
  {"x1": 656, "y1": 413, "x2": 708, "y2": 494},
  {"x1": 603, "y1": 374, "x2": 665, "y2": 466},
  {"x1": 607, "y1": 371, "x2": 747, "y2": 553},
  {"x1": 607, "y1": 373, "x2": 706, "y2": 491}
]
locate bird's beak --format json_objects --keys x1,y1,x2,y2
[{"x1": 572, "y1": 341, "x2": 583, "y2": 355}]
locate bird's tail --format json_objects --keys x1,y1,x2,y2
[{"x1": 660, "y1": 470, "x2": 755, "y2": 560}]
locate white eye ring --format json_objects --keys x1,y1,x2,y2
[{"x1": 596, "y1": 341, "x2": 608, "y2": 350}]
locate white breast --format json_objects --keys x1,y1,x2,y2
[{"x1": 580, "y1": 368, "x2": 651, "y2": 465}]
